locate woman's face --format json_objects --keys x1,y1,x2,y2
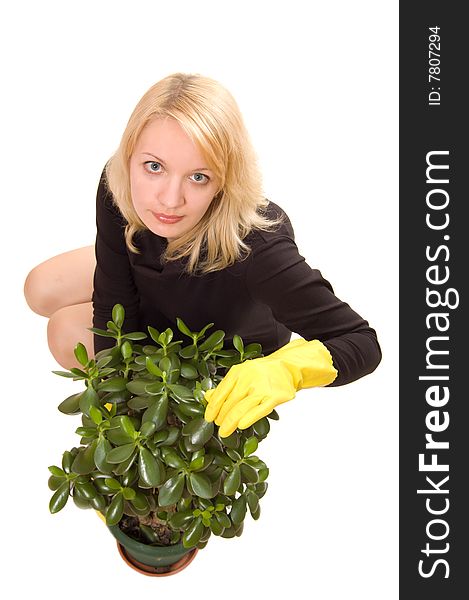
[{"x1": 129, "y1": 117, "x2": 219, "y2": 241}]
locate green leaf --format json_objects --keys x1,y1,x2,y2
[
  {"x1": 168, "y1": 384, "x2": 194, "y2": 401},
  {"x1": 70, "y1": 367, "x2": 88, "y2": 378},
  {"x1": 106, "y1": 418, "x2": 136, "y2": 445},
  {"x1": 49, "y1": 481, "x2": 70, "y2": 513},
  {"x1": 52, "y1": 370, "x2": 77, "y2": 378},
  {"x1": 79, "y1": 386, "x2": 100, "y2": 418},
  {"x1": 90, "y1": 494, "x2": 106, "y2": 512},
  {"x1": 245, "y1": 343, "x2": 263, "y2": 356},
  {"x1": 145, "y1": 381, "x2": 165, "y2": 395},
  {"x1": 210, "y1": 450, "x2": 232, "y2": 467},
  {"x1": 118, "y1": 415, "x2": 136, "y2": 439},
  {"x1": 102, "y1": 390, "x2": 131, "y2": 405},
  {"x1": 140, "y1": 421, "x2": 157, "y2": 438},
  {"x1": 247, "y1": 491, "x2": 260, "y2": 515},
  {"x1": 147, "y1": 325, "x2": 160, "y2": 343},
  {"x1": 122, "y1": 487, "x2": 136, "y2": 500},
  {"x1": 196, "y1": 323, "x2": 214, "y2": 340},
  {"x1": 251, "y1": 504, "x2": 261, "y2": 520},
  {"x1": 107, "y1": 321, "x2": 119, "y2": 334},
  {"x1": 106, "y1": 492, "x2": 124, "y2": 525},
  {"x1": 226, "y1": 449, "x2": 241, "y2": 461},
  {"x1": 142, "y1": 395, "x2": 168, "y2": 431},
  {"x1": 180, "y1": 362, "x2": 199, "y2": 379},
  {"x1": 106, "y1": 443, "x2": 136, "y2": 464},
  {"x1": 216, "y1": 511, "x2": 231, "y2": 529},
  {"x1": 197, "y1": 360, "x2": 210, "y2": 378},
  {"x1": 232, "y1": 335, "x2": 244, "y2": 355},
  {"x1": 163, "y1": 427, "x2": 180, "y2": 446},
  {"x1": 182, "y1": 516, "x2": 204, "y2": 548},
  {"x1": 126, "y1": 379, "x2": 155, "y2": 395},
  {"x1": 104, "y1": 477, "x2": 122, "y2": 491},
  {"x1": 223, "y1": 465, "x2": 241, "y2": 496},
  {"x1": 160, "y1": 447, "x2": 186, "y2": 469},
  {"x1": 58, "y1": 393, "x2": 82, "y2": 415},
  {"x1": 48, "y1": 475, "x2": 64, "y2": 491},
  {"x1": 130, "y1": 490, "x2": 150, "y2": 512},
  {"x1": 139, "y1": 523, "x2": 159, "y2": 543},
  {"x1": 74, "y1": 342, "x2": 89, "y2": 367},
  {"x1": 96, "y1": 355, "x2": 113, "y2": 368},
  {"x1": 169, "y1": 510, "x2": 193, "y2": 529},
  {"x1": 210, "y1": 518, "x2": 224, "y2": 536},
  {"x1": 240, "y1": 463, "x2": 259, "y2": 484},
  {"x1": 75, "y1": 481, "x2": 97, "y2": 500},
  {"x1": 75, "y1": 426, "x2": 97, "y2": 438},
  {"x1": 48, "y1": 465, "x2": 65, "y2": 477},
  {"x1": 121, "y1": 340, "x2": 132, "y2": 360},
  {"x1": 112, "y1": 304, "x2": 125, "y2": 329},
  {"x1": 98, "y1": 377, "x2": 128, "y2": 392},
  {"x1": 177, "y1": 402, "x2": 205, "y2": 418},
  {"x1": 243, "y1": 436, "x2": 259, "y2": 458},
  {"x1": 230, "y1": 494, "x2": 247, "y2": 525},
  {"x1": 176, "y1": 318, "x2": 193, "y2": 338},
  {"x1": 62, "y1": 451, "x2": 73, "y2": 473},
  {"x1": 127, "y1": 396, "x2": 152, "y2": 410},
  {"x1": 220, "y1": 430, "x2": 240, "y2": 449},
  {"x1": 179, "y1": 344, "x2": 197, "y2": 359},
  {"x1": 189, "y1": 472, "x2": 213, "y2": 499},
  {"x1": 254, "y1": 481, "x2": 268, "y2": 498},
  {"x1": 252, "y1": 417, "x2": 270, "y2": 438},
  {"x1": 158, "y1": 473, "x2": 185, "y2": 506},
  {"x1": 71, "y1": 439, "x2": 99, "y2": 475},
  {"x1": 122, "y1": 331, "x2": 147, "y2": 341},
  {"x1": 189, "y1": 456, "x2": 205, "y2": 471},
  {"x1": 267, "y1": 409, "x2": 280, "y2": 420},
  {"x1": 121, "y1": 465, "x2": 138, "y2": 488},
  {"x1": 198, "y1": 330, "x2": 225, "y2": 352},
  {"x1": 94, "y1": 437, "x2": 114, "y2": 474},
  {"x1": 182, "y1": 417, "x2": 214, "y2": 447},
  {"x1": 88, "y1": 327, "x2": 116, "y2": 338},
  {"x1": 89, "y1": 406, "x2": 103, "y2": 426},
  {"x1": 138, "y1": 448, "x2": 165, "y2": 487},
  {"x1": 146, "y1": 356, "x2": 163, "y2": 377}
]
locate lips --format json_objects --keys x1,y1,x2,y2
[{"x1": 152, "y1": 212, "x2": 184, "y2": 224}]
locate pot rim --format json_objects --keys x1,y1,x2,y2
[{"x1": 107, "y1": 523, "x2": 192, "y2": 559}]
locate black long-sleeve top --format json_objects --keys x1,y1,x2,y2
[{"x1": 92, "y1": 171, "x2": 381, "y2": 386}]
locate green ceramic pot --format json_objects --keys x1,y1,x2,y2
[{"x1": 107, "y1": 524, "x2": 194, "y2": 569}]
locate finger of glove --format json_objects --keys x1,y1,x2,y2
[
  {"x1": 203, "y1": 389, "x2": 216, "y2": 422},
  {"x1": 203, "y1": 373, "x2": 240, "y2": 422},
  {"x1": 215, "y1": 379, "x2": 254, "y2": 425},
  {"x1": 237, "y1": 399, "x2": 279, "y2": 430},
  {"x1": 237, "y1": 387, "x2": 298, "y2": 429},
  {"x1": 217, "y1": 395, "x2": 266, "y2": 438}
]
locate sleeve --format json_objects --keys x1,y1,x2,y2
[
  {"x1": 245, "y1": 232, "x2": 382, "y2": 386},
  {"x1": 92, "y1": 169, "x2": 141, "y2": 354}
]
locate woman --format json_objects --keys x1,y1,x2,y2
[{"x1": 24, "y1": 72, "x2": 381, "y2": 437}]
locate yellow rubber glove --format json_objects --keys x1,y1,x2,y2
[{"x1": 204, "y1": 338, "x2": 338, "y2": 437}]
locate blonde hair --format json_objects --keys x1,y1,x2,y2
[{"x1": 105, "y1": 72, "x2": 283, "y2": 274}]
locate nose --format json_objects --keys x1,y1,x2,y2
[{"x1": 158, "y1": 177, "x2": 185, "y2": 210}]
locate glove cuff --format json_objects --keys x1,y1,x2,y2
[{"x1": 274, "y1": 338, "x2": 338, "y2": 389}]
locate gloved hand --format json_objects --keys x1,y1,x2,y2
[{"x1": 204, "y1": 338, "x2": 338, "y2": 437}]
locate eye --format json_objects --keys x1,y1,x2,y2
[
  {"x1": 191, "y1": 173, "x2": 210, "y2": 184},
  {"x1": 144, "y1": 161, "x2": 162, "y2": 173}
]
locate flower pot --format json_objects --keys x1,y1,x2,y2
[{"x1": 107, "y1": 524, "x2": 198, "y2": 576}]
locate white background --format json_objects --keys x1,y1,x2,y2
[{"x1": 1, "y1": 1, "x2": 398, "y2": 597}]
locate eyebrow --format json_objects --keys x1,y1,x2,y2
[{"x1": 141, "y1": 152, "x2": 212, "y2": 172}]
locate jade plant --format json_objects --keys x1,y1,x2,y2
[{"x1": 48, "y1": 304, "x2": 276, "y2": 550}]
